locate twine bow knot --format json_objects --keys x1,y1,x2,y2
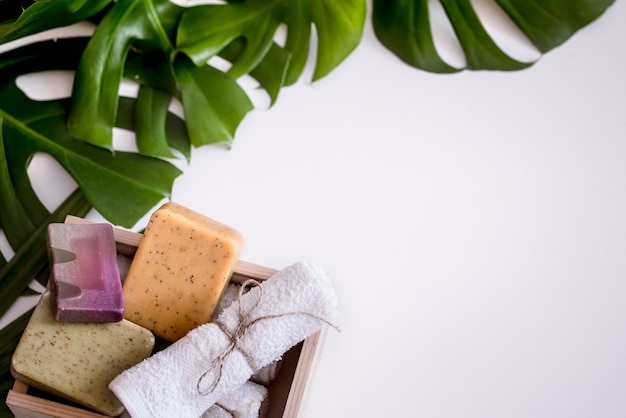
[{"x1": 196, "y1": 279, "x2": 339, "y2": 395}]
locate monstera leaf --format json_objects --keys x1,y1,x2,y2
[
  {"x1": 0, "y1": 37, "x2": 183, "y2": 228},
  {"x1": 372, "y1": 0, "x2": 616, "y2": 72},
  {"x1": 0, "y1": 0, "x2": 110, "y2": 42},
  {"x1": 67, "y1": 0, "x2": 366, "y2": 150},
  {"x1": 176, "y1": 0, "x2": 366, "y2": 84}
]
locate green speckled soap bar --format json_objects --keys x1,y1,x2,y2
[{"x1": 11, "y1": 291, "x2": 155, "y2": 416}]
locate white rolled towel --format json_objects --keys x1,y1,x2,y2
[
  {"x1": 201, "y1": 381, "x2": 267, "y2": 418},
  {"x1": 110, "y1": 260, "x2": 338, "y2": 418}
]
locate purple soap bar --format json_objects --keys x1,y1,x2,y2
[{"x1": 47, "y1": 223, "x2": 123, "y2": 322}]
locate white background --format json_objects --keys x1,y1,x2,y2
[{"x1": 5, "y1": 1, "x2": 626, "y2": 417}]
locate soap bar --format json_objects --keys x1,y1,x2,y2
[
  {"x1": 11, "y1": 292, "x2": 155, "y2": 417},
  {"x1": 123, "y1": 202, "x2": 244, "y2": 341},
  {"x1": 47, "y1": 223, "x2": 123, "y2": 322}
]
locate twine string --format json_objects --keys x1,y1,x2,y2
[
  {"x1": 215, "y1": 402, "x2": 240, "y2": 418},
  {"x1": 196, "y1": 279, "x2": 339, "y2": 395}
]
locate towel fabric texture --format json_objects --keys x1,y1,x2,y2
[
  {"x1": 214, "y1": 283, "x2": 241, "y2": 315},
  {"x1": 201, "y1": 381, "x2": 268, "y2": 418},
  {"x1": 109, "y1": 260, "x2": 337, "y2": 418},
  {"x1": 117, "y1": 381, "x2": 267, "y2": 418}
]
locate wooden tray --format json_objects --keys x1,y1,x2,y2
[{"x1": 6, "y1": 216, "x2": 324, "y2": 418}]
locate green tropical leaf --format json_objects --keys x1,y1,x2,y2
[
  {"x1": 117, "y1": 95, "x2": 192, "y2": 161},
  {"x1": 174, "y1": 55, "x2": 253, "y2": 148},
  {"x1": 135, "y1": 85, "x2": 177, "y2": 159},
  {"x1": 0, "y1": 37, "x2": 183, "y2": 227},
  {"x1": 126, "y1": 35, "x2": 291, "y2": 108},
  {"x1": 176, "y1": 1, "x2": 283, "y2": 78},
  {"x1": 4, "y1": 127, "x2": 50, "y2": 227},
  {"x1": 67, "y1": 0, "x2": 182, "y2": 150},
  {"x1": 1, "y1": 87, "x2": 182, "y2": 227},
  {"x1": 124, "y1": 45, "x2": 179, "y2": 95},
  {"x1": 494, "y1": 0, "x2": 616, "y2": 53},
  {"x1": 440, "y1": 0, "x2": 531, "y2": 71},
  {"x1": 219, "y1": 39, "x2": 292, "y2": 106},
  {"x1": 0, "y1": 122, "x2": 36, "y2": 249},
  {"x1": 371, "y1": 0, "x2": 458, "y2": 73},
  {"x1": 372, "y1": 0, "x2": 616, "y2": 73},
  {"x1": 176, "y1": 0, "x2": 366, "y2": 85},
  {"x1": 0, "y1": 0, "x2": 111, "y2": 43},
  {"x1": 281, "y1": 0, "x2": 366, "y2": 85},
  {"x1": 67, "y1": 0, "x2": 258, "y2": 150}
]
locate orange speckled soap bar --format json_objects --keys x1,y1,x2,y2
[
  {"x1": 11, "y1": 292, "x2": 155, "y2": 417},
  {"x1": 123, "y1": 202, "x2": 244, "y2": 341}
]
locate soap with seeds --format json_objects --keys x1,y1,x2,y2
[
  {"x1": 123, "y1": 202, "x2": 244, "y2": 341},
  {"x1": 47, "y1": 222, "x2": 123, "y2": 322},
  {"x1": 11, "y1": 291, "x2": 155, "y2": 416}
]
